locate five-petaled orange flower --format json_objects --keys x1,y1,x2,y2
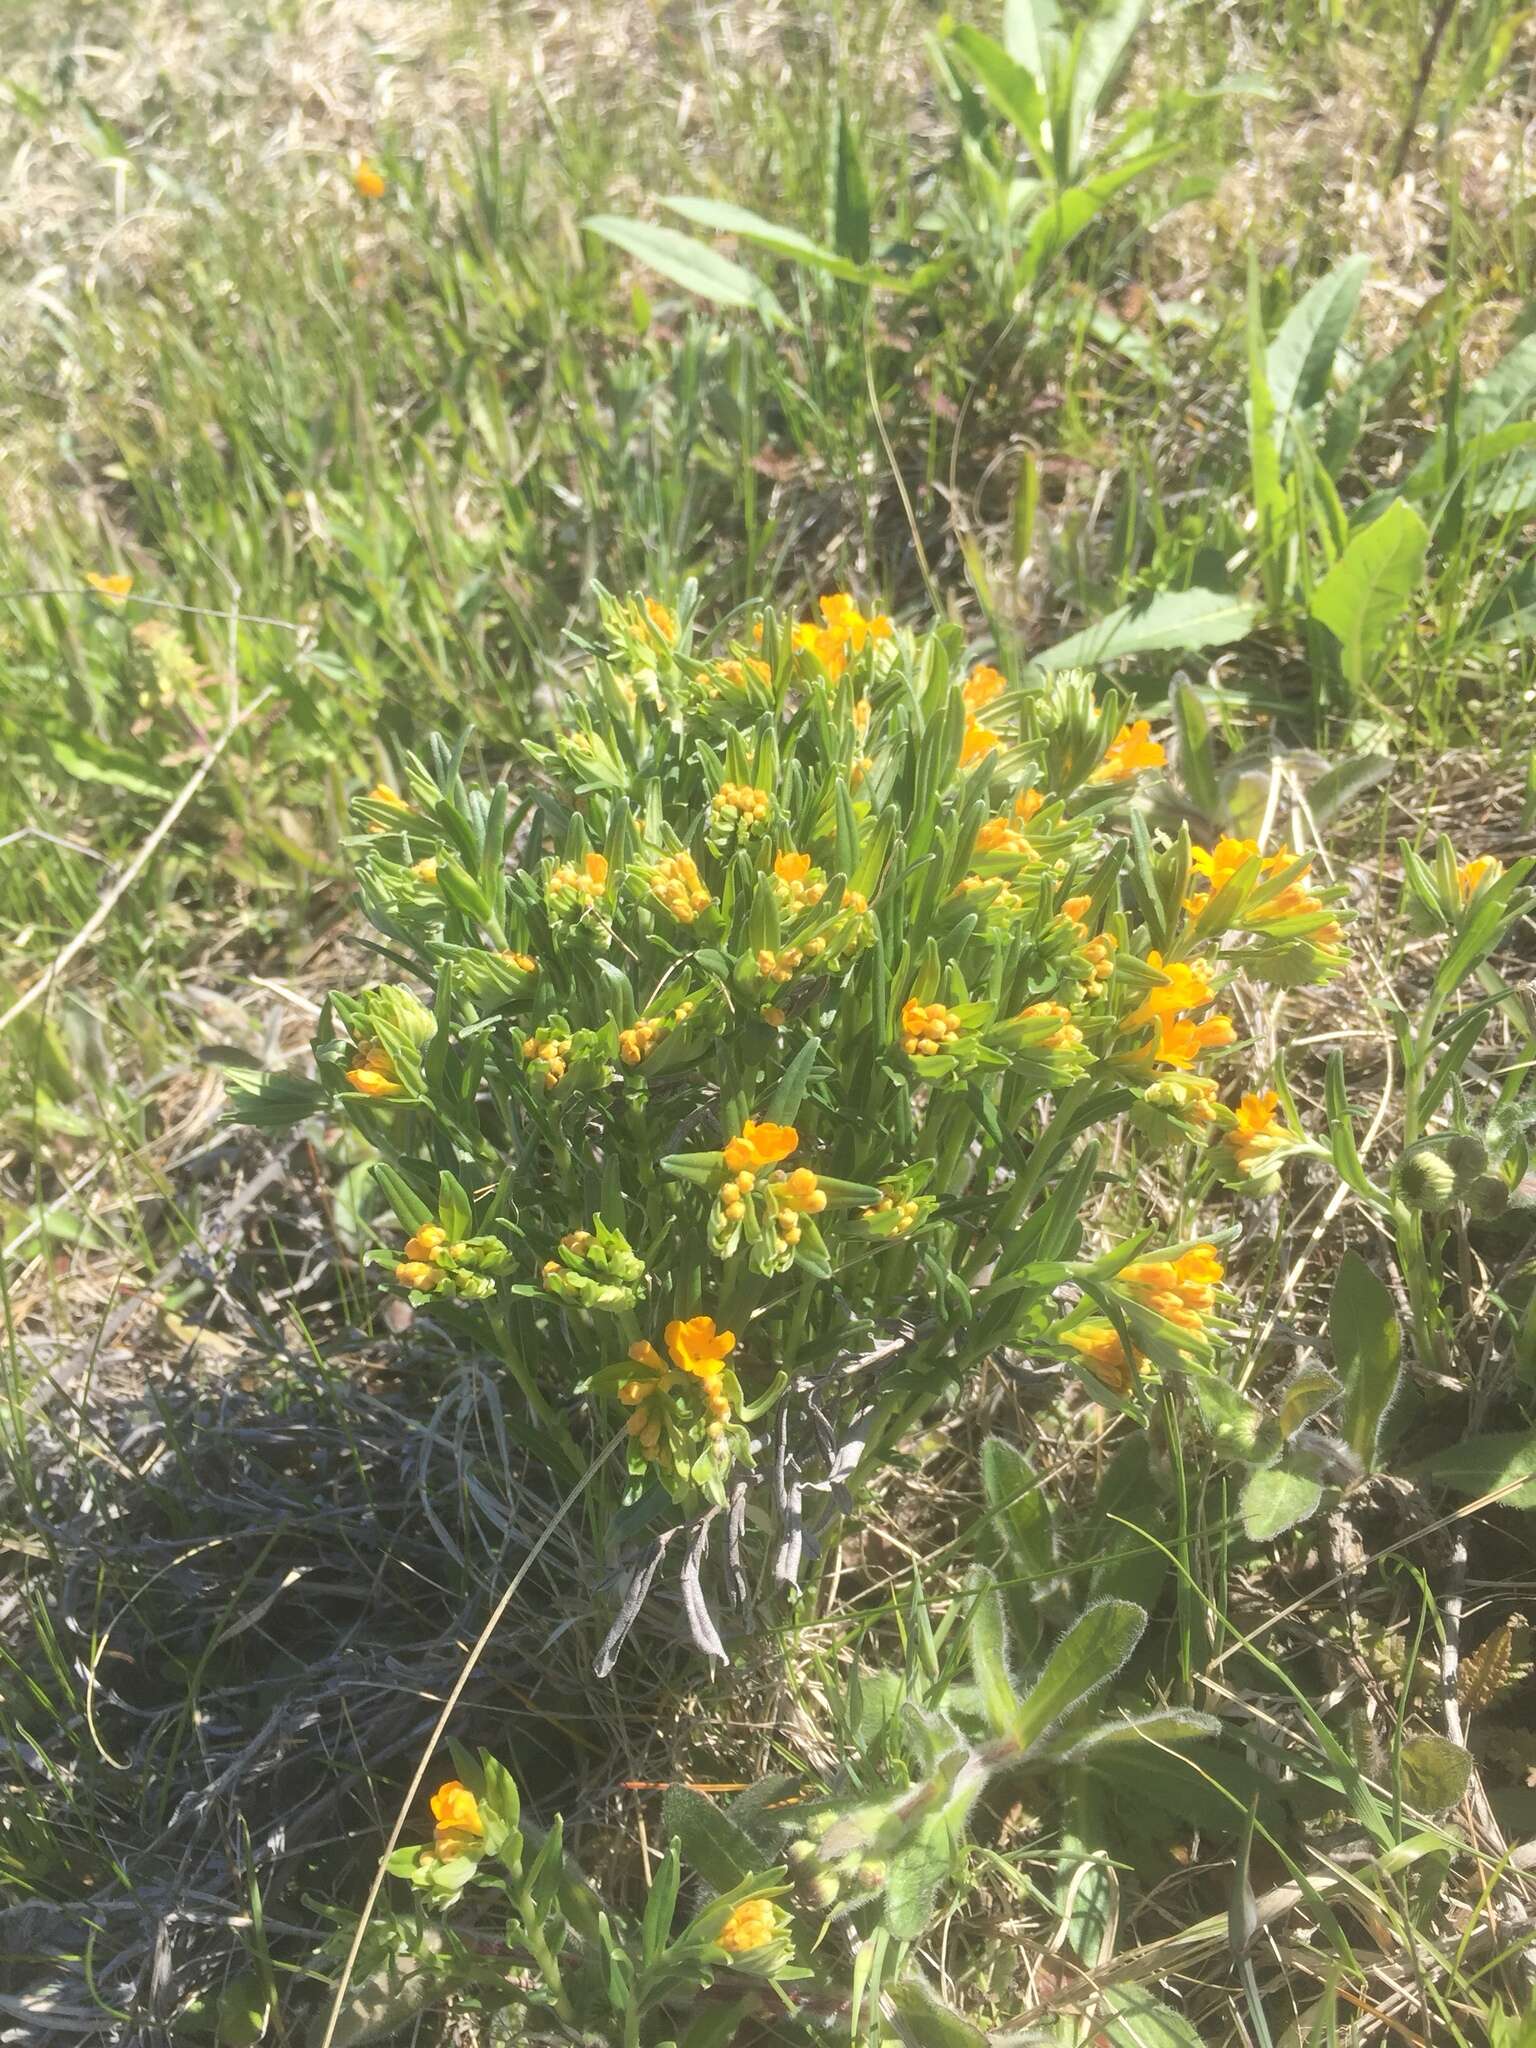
[
  {"x1": 723, "y1": 1120, "x2": 798, "y2": 1172},
  {"x1": 1457, "y1": 855, "x2": 1502, "y2": 902},
  {"x1": 86, "y1": 572, "x2": 132, "y2": 602},
  {"x1": 664, "y1": 1315, "x2": 736, "y2": 1378},
  {"x1": 353, "y1": 158, "x2": 387, "y2": 199}
]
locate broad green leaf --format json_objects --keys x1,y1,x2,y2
[
  {"x1": 1012, "y1": 1600, "x2": 1146, "y2": 1751},
  {"x1": 883, "y1": 1976, "x2": 990, "y2": 2048},
  {"x1": 1278, "y1": 1364, "x2": 1342, "y2": 1441},
  {"x1": 1068, "y1": 0, "x2": 1149, "y2": 162},
  {"x1": 1331, "y1": 1250, "x2": 1402, "y2": 1466},
  {"x1": 1307, "y1": 751, "x2": 1394, "y2": 828},
  {"x1": 1265, "y1": 253, "x2": 1370, "y2": 437},
  {"x1": 1034, "y1": 588, "x2": 1255, "y2": 671},
  {"x1": 882, "y1": 1818, "x2": 952, "y2": 1941},
  {"x1": 981, "y1": 1436, "x2": 1054, "y2": 1580},
  {"x1": 1399, "y1": 1734, "x2": 1474, "y2": 1812},
  {"x1": 583, "y1": 215, "x2": 781, "y2": 319},
  {"x1": 1309, "y1": 498, "x2": 1429, "y2": 689},
  {"x1": 216, "y1": 1974, "x2": 271, "y2": 2047},
  {"x1": 660, "y1": 1786, "x2": 760, "y2": 1895},
  {"x1": 1240, "y1": 1464, "x2": 1323, "y2": 1540},
  {"x1": 1002, "y1": 0, "x2": 1061, "y2": 85},
  {"x1": 944, "y1": 24, "x2": 1050, "y2": 172},
  {"x1": 1410, "y1": 1431, "x2": 1536, "y2": 1508},
  {"x1": 1097, "y1": 1983, "x2": 1204, "y2": 2048},
  {"x1": 1190, "y1": 1375, "x2": 1270, "y2": 1462}
]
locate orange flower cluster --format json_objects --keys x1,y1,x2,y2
[
  {"x1": 1119, "y1": 1244, "x2": 1223, "y2": 1334},
  {"x1": 1185, "y1": 837, "x2": 1342, "y2": 947},
  {"x1": 791, "y1": 593, "x2": 892, "y2": 679},
  {"x1": 1014, "y1": 1000, "x2": 1082, "y2": 1052},
  {"x1": 901, "y1": 998, "x2": 962, "y2": 1057},
  {"x1": 648, "y1": 849, "x2": 712, "y2": 923},
  {"x1": 773, "y1": 850, "x2": 825, "y2": 913},
  {"x1": 620, "y1": 1316, "x2": 736, "y2": 1462},
  {"x1": 1091, "y1": 720, "x2": 1165, "y2": 783},
  {"x1": 550, "y1": 851, "x2": 608, "y2": 905},
  {"x1": 1117, "y1": 953, "x2": 1234, "y2": 1070},
  {"x1": 1060, "y1": 896, "x2": 1117, "y2": 985}
]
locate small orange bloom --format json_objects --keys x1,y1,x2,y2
[
  {"x1": 1457, "y1": 856, "x2": 1502, "y2": 902},
  {"x1": 960, "y1": 717, "x2": 1001, "y2": 767},
  {"x1": 86, "y1": 572, "x2": 132, "y2": 602},
  {"x1": 353, "y1": 159, "x2": 387, "y2": 200},
  {"x1": 962, "y1": 664, "x2": 1006, "y2": 714},
  {"x1": 664, "y1": 1316, "x2": 736, "y2": 1377},
  {"x1": 1092, "y1": 720, "x2": 1165, "y2": 783},
  {"x1": 723, "y1": 1120, "x2": 799, "y2": 1171},
  {"x1": 717, "y1": 1897, "x2": 778, "y2": 1953},
  {"x1": 430, "y1": 1780, "x2": 483, "y2": 1854}
]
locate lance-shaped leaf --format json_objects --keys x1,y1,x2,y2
[
  {"x1": 1332, "y1": 1250, "x2": 1401, "y2": 1467},
  {"x1": 1009, "y1": 1600, "x2": 1146, "y2": 1752}
]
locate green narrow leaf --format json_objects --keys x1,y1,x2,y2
[
  {"x1": 661, "y1": 195, "x2": 887, "y2": 287},
  {"x1": 373, "y1": 1163, "x2": 433, "y2": 1233},
  {"x1": 1033, "y1": 589, "x2": 1256, "y2": 672},
  {"x1": 48, "y1": 733, "x2": 177, "y2": 800},
  {"x1": 1001, "y1": 0, "x2": 1060, "y2": 83},
  {"x1": 1308, "y1": 498, "x2": 1429, "y2": 689},
  {"x1": 1169, "y1": 679, "x2": 1219, "y2": 822},
  {"x1": 981, "y1": 1437, "x2": 1054, "y2": 1581},
  {"x1": 1331, "y1": 1249, "x2": 1402, "y2": 1467},
  {"x1": 1012, "y1": 1600, "x2": 1146, "y2": 1751},
  {"x1": 583, "y1": 215, "x2": 781, "y2": 319},
  {"x1": 438, "y1": 1170, "x2": 473, "y2": 1241},
  {"x1": 833, "y1": 104, "x2": 871, "y2": 266},
  {"x1": 967, "y1": 1571, "x2": 1019, "y2": 1738}
]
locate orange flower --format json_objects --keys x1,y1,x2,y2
[
  {"x1": 352, "y1": 159, "x2": 387, "y2": 200},
  {"x1": 791, "y1": 593, "x2": 892, "y2": 680},
  {"x1": 1225, "y1": 1089, "x2": 1290, "y2": 1175},
  {"x1": 975, "y1": 814, "x2": 1032, "y2": 860},
  {"x1": 716, "y1": 1897, "x2": 778, "y2": 1953},
  {"x1": 1117, "y1": 952, "x2": 1234, "y2": 1070},
  {"x1": 1092, "y1": 720, "x2": 1165, "y2": 783},
  {"x1": 1015, "y1": 1000, "x2": 1082, "y2": 1051},
  {"x1": 1119, "y1": 1245, "x2": 1223, "y2": 1334},
  {"x1": 644, "y1": 597, "x2": 678, "y2": 645},
  {"x1": 664, "y1": 1315, "x2": 736, "y2": 1377},
  {"x1": 345, "y1": 1043, "x2": 403, "y2": 1098},
  {"x1": 901, "y1": 997, "x2": 962, "y2": 1057},
  {"x1": 724, "y1": 1120, "x2": 798, "y2": 1171},
  {"x1": 962, "y1": 664, "x2": 1006, "y2": 714},
  {"x1": 960, "y1": 717, "x2": 1001, "y2": 767},
  {"x1": 773, "y1": 850, "x2": 824, "y2": 912},
  {"x1": 1457, "y1": 855, "x2": 1502, "y2": 902},
  {"x1": 430, "y1": 1780, "x2": 482, "y2": 1854},
  {"x1": 1062, "y1": 1320, "x2": 1138, "y2": 1395},
  {"x1": 85, "y1": 571, "x2": 132, "y2": 602},
  {"x1": 550, "y1": 850, "x2": 609, "y2": 902},
  {"x1": 1185, "y1": 836, "x2": 1340, "y2": 944}
]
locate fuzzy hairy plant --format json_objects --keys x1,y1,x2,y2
[{"x1": 230, "y1": 587, "x2": 1346, "y2": 1663}]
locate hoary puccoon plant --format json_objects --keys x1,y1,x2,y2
[{"x1": 233, "y1": 588, "x2": 1348, "y2": 1660}]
